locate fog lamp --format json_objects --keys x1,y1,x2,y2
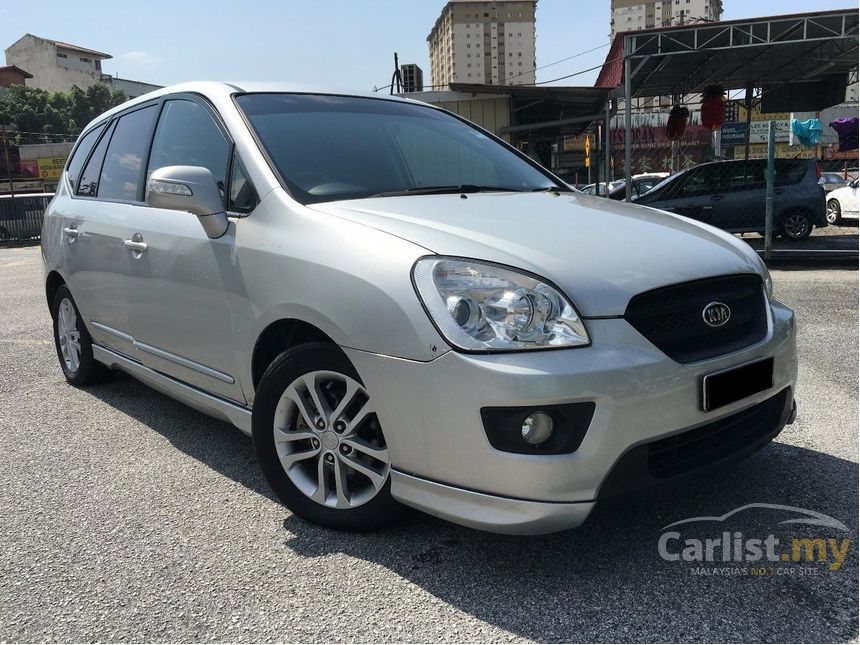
[{"x1": 521, "y1": 412, "x2": 554, "y2": 445}]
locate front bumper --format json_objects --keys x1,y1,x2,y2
[{"x1": 345, "y1": 298, "x2": 797, "y2": 534}]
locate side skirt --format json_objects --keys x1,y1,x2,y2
[{"x1": 92, "y1": 345, "x2": 252, "y2": 436}]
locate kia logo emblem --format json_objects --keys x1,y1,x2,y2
[{"x1": 703, "y1": 302, "x2": 731, "y2": 327}]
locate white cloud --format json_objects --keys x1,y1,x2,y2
[{"x1": 117, "y1": 51, "x2": 161, "y2": 67}]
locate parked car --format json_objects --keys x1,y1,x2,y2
[
  {"x1": 826, "y1": 178, "x2": 859, "y2": 224},
  {"x1": 578, "y1": 180, "x2": 622, "y2": 196},
  {"x1": 608, "y1": 172, "x2": 671, "y2": 201},
  {"x1": 633, "y1": 159, "x2": 827, "y2": 240},
  {"x1": 42, "y1": 82, "x2": 797, "y2": 535},
  {"x1": 819, "y1": 172, "x2": 849, "y2": 193}
]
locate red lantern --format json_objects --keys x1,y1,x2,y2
[
  {"x1": 666, "y1": 105, "x2": 690, "y2": 139},
  {"x1": 701, "y1": 85, "x2": 725, "y2": 131}
]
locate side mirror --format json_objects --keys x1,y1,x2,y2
[{"x1": 145, "y1": 165, "x2": 229, "y2": 239}]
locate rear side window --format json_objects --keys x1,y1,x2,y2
[
  {"x1": 97, "y1": 105, "x2": 158, "y2": 201},
  {"x1": 774, "y1": 161, "x2": 807, "y2": 187},
  {"x1": 147, "y1": 100, "x2": 230, "y2": 191},
  {"x1": 66, "y1": 124, "x2": 105, "y2": 190},
  {"x1": 77, "y1": 120, "x2": 116, "y2": 196}
]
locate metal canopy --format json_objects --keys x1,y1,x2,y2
[
  {"x1": 448, "y1": 83, "x2": 611, "y2": 136},
  {"x1": 597, "y1": 9, "x2": 859, "y2": 99}
]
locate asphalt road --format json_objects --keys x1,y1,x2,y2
[{"x1": 0, "y1": 246, "x2": 857, "y2": 643}]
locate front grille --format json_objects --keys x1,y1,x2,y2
[
  {"x1": 624, "y1": 274, "x2": 767, "y2": 363},
  {"x1": 647, "y1": 388, "x2": 790, "y2": 479}
]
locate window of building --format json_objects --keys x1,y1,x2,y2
[
  {"x1": 56, "y1": 52, "x2": 68, "y2": 59},
  {"x1": 80, "y1": 57, "x2": 91, "y2": 63},
  {"x1": 97, "y1": 105, "x2": 158, "y2": 201}
]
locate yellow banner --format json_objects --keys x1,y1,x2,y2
[{"x1": 36, "y1": 157, "x2": 66, "y2": 179}]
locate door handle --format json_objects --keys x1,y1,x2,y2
[
  {"x1": 62, "y1": 226, "x2": 79, "y2": 238},
  {"x1": 123, "y1": 239, "x2": 148, "y2": 252},
  {"x1": 710, "y1": 194, "x2": 724, "y2": 201}
]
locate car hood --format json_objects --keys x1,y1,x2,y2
[{"x1": 309, "y1": 192, "x2": 763, "y2": 316}]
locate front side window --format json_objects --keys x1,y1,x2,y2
[
  {"x1": 66, "y1": 123, "x2": 105, "y2": 190},
  {"x1": 147, "y1": 99, "x2": 230, "y2": 191},
  {"x1": 97, "y1": 105, "x2": 158, "y2": 201},
  {"x1": 236, "y1": 93, "x2": 559, "y2": 204}
]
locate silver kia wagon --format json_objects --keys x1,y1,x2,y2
[{"x1": 42, "y1": 82, "x2": 798, "y2": 534}]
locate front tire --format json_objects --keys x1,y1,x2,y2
[
  {"x1": 51, "y1": 285, "x2": 110, "y2": 385},
  {"x1": 827, "y1": 199, "x2": 842, "y2": 225},
  {"x1": 252, "y1": 343, "x2": 401, "y2": 531}
]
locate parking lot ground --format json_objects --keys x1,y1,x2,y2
[{"x1": 0, "y1": 246, "x2": 857, "y2": 643}]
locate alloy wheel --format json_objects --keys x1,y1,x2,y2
[
  {"x1": 783, "y1": 213, "x2": 810, "y2": 239},
  {"x1": 826, "y1": 201, "x2": 841, "y2": 224},
  {"x1": 273, "y1": 370, "x2": 390, "y2": 509},
  {"x1": 57, "y1": 297, "x2": 82, "y2": 373}
]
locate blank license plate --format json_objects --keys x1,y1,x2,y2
[{"x1": 702, "y1": 358, "x2": 774, "y2": 412}]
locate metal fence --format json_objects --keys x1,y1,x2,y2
[
  {"x1": 0, "y1": 193, "x2": 53, "y2": 245},
  {"x1": 599, "y1": 124, "x2": 858, "y2": 261}
]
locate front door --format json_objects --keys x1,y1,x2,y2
[{"x1": 119, "y1": 97, "x2": 244, "y2": 403}]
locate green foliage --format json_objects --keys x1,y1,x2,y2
[{"x1": 0, "y1": 84, "x2": 126, "y2": 142}]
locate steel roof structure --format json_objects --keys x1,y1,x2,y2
[{"x1": 597, "y1": 9, "x2": 858, "y2": 99}]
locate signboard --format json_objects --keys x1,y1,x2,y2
[
  {"x1": 733, "y1": 142, "x2": 815, "y2": 160},
  {"x1": 584, "y1": 135, "x2": 591, "y2": 168},
  {"x1": 36, "y1": 157, "x2": 66, "y2": 179},
  {"x1": 720, "y1": 122, "x2": 748, "y2": 145}
]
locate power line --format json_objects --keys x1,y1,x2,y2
[{"x1": 372, "y1": 42, "x2": 610, "y2": 92}]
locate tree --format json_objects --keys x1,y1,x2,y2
[{"x1": 0, "y1": 83, "x2": 126, "y2": 144}]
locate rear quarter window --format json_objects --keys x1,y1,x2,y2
[{"x1": 65, "y1": 124, "x2": 105, "y2": 190}]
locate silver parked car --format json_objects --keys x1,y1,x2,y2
[{"x1": 42, "y1": 83, "x2": 798, "y2": 535}]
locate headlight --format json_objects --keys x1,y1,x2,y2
[
  {"x1": 753, "y1": 253, "x2": 773, "y2": 297},
  {"x1": 412, "y1": 257, "x2": 590, "y2": 351}
]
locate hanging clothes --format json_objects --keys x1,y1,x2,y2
[
  {"x1": 791, "y1": 118, "x2": 823, "y2": 147},
  {"x1": 830, "y1": 117, "x2": 859, "y2": 152}
]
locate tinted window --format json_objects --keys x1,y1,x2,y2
[
  {"x1": 98, "y1": 105, "x2": 158, "y2": 201},
  {"x1": 236, "y1": 94, "x2": 558, "y2": 204},
  {"x1": 66, "y1": 124, "x2": 105, "y2": 190},
  {"x1": 147, "y1": 100, "x2": 230, "y2": 191},
  {"x1": 774, "y1": 160, "x2": 807, "y2": 186},
  {"x1": 77, "y1": 120, "x2": 116, "y2": 197},
  {"x1": 724, "y1": 161, "x2": 765, "y2": 191},
  {"x1": 229, "y1": 156, "x2": 257, "y2": 213}
]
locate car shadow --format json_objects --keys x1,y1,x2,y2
[{"x1": 84, "y1": 373, "x2": 859, "y2": 643}]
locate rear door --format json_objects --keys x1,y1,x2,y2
[{"x1": 66, "y1": 104, "x2": 160, "y2": 357}]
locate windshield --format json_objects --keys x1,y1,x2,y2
[{"x1": 235, "y1": 93, "x2": 560, "y2": 204}]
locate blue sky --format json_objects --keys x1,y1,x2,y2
[{"x1": 0, "y1": 0, "x2": 853, "y2": 91}]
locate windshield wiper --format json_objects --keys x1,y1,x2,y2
[{"x1": 371, "y1": 184, "x2": 523, "y2": 198}]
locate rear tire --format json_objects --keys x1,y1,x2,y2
[
  {"x1": 780, "y1": 210, "x2": 812, "y2": 241},
  {"x1": 827, "y1": 199, "x2": 842, "y2": 225},
  {"x1": 253, "y1": 343, "x2": 401, "y2": 531},
  {"x1": 51, "y1": 285, "x2": 110, "y2": 385}
]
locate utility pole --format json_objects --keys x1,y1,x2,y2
[{"x1": 1, "y1": 126, "x2": 15, "y2": 199}]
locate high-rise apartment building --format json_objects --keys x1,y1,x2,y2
[
  {"x1": 610, "y1": 0, "x2": 723, "y2": 39},
  {"x1": 427, "y1": 0, "x2": 537, "y2": 89},
  {"x1": 400, "y1": 64, "x2": 424, "y2": 93}
]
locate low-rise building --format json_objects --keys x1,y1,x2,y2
[{"x1": 4, "y1": 34, "x2": 160, "y2": 99}]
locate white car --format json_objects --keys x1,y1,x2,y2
[{"x1": 826, "y1": 178, "x2": 859, "y2": 224}]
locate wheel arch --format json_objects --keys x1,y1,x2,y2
[
  {"x1": 45, "y1": 270, "x2": 66, "y2": 312},
  {"x1": 251, "y1": 318, "x2": 338, "y2": 390}
]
